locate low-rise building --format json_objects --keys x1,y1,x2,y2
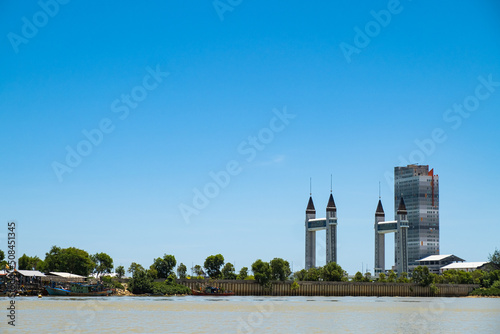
[
  {"x1": 440, "y1": 262, "x2": 488, "y2": 273},
  {"x1": 415, "y1": 254, "x2": 465, "y2": 274}
]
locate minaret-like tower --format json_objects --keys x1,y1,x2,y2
[
  {"x1": 395, "y1": 197, "x2": 409, "y2": 274},
  {"x1": 305, "y1": 196, "x2": 316, "y2": 269},
  {"x1": 374, "y1": 199, "x2": 385, "y2": 275},
  {"x1": 325, "y1": 193, "x2": 338, "y2": 264}
]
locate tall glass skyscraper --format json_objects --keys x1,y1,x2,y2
[{"x1": 394, "y1": 165, "x2": 439, "y2": 266}]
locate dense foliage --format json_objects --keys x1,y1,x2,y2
[
  {"x1": 221, "y1": 263, "x2": 237, "y2": 279},
  {"x1": 128, "y1": 262, "x2": 145, "y2": 276},
  {"x1": 270, "y1": 258, "x2": 291, "y2": 281},
  {"x1": 151, "y1": 281, "x2": 191, "y2": 295},
  {"x1": 294, "y1": 262, "x2": 347, "y2": 282},
  {"x1": 411, "y1": 266, "x2": 434, "y2": 286},
  {"x1": 0, "y1": 250, "x2": 6, "y2": 269},
  {"x1": 204, "y1": 254, "x2": 225, "y2": 279},
  {"x1": 128, "y1": 269, "x2": 153, "y2": 294},
  {"x1": 152, "y1": 254, "x2": 177, "y2": 278},
  {"x1": 177, "y1": 263, "x2": 187, "y2": 279},
  {"x1": 470, "y1": 280, "x2": 500, "y2": 296},
  {"x1": 193, "y1": 265, "x2": 204, "y2": 277},
  {"x1": 115, "y1": 265, "x2": 125, "y2": 278},
  {"x1": 18, "y1": 254, "x2": 44, "y2": 271},
  {"x1": 251, "y1": 259, "x2": 272, "y2": 287},
  {"x1": 128, "y1": 269, "x2": 190, "y2": 295},
  {"x1": 101, "y1": 275, "x2": 124, "y2": 290},
  {"x1": 91, "y1": 252, "x2": 114, "y2": 277},
  {"x1": 238, "y1": 267, "x2": 248, "y2": 280},
  {"x1": 43, "y1": 246, "x2": 95, "y2": 276}
]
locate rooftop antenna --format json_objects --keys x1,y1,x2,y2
[
  {"x1": 379, "y1": 181, "x2": 381, "y2": 199},
  {"x1": 330, "y1": 174, "x2": 333, "y2": 193},
  {"x1": 310, "y1": 177, "x2": 312, "y2": 196}
]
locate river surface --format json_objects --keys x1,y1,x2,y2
[{"x1": 0, "y1": 296, "x2": 499, "y2": 333}]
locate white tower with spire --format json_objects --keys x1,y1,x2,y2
[
  {"x1": 305, "y1": 177, "x2": 339, "y2": 270},
  {"x1": 305, "y1": 196, "x2": 316, "y2": 270},
  {"x1": 374, "y1": 199, "x2": 385, "y2": 275},
  {"x1": 374, "y1": 196, "x2": 409, "y2": 276},
  {"x1": 395, "y1": 197, "x2": 409, "y2": 275},
  {"x1": 325, "y1": 193, "x2": 337, "y2": 264}
]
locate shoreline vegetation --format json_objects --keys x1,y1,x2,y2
[{"x1": 2, "y1": 248, "x2": 499, "y2": 297}]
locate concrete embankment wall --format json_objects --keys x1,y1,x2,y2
[{"x1": 178, "y1": 279, "x2": 478, "y2": 297}]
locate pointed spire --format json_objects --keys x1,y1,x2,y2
[
  {"x1": 397, "y1": 197, "x2": 407, "y2": 214},
  {"x1": 375, "y1": 199, "x2": 384, "y2": 216},
  {"x1": 306, "y1": 196, "x2": 316, "y2": 213},
  {"x1": 326, "y1": 193, "x2": 336, "y2": 212}
]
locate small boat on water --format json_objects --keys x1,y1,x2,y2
[
  {"x1": 45, "y1": 282, "x2": 113, "y2": 296},
  {"x1": 191, "y1": 286, "x2": 234, "y2": 296}
]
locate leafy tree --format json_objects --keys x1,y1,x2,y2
[
  {"x1": 152, "y1": 254, "x2": 177, "y2": 278},
  {"x1": 353, "y1": 271, "x2": 364, "y2": 282},
  {"x1": 115, "y1": 265, "x2": 125, "y2": 278},
  {"x1": 488, "y1": 248, "x2": 500, "y2": 270},
  {"x1": 387, "y1": 270, "x2": 397, "y2": 283},
  {"x1": 44, "y1": 245, "x2": 62, "y2": 272},
  {"x1": 252, "y1": 259, "x2": 272, "y2": 287},
  {"x1": 238, "y1": 267, "x2": 248, "y2": 280},
  {"x1": 321, "y1": 262, "x2": 345, "y2": 282},
  {"x1": 221, "y1": 262, "x2": 237, "y2": 279},
  {"x1": 363, "y1": 272, "x2": 372, "y2": 282},
  {"x1": 378, "y1": 273, "x2": 387, "y2": 282},
  {"x1": 306, "y1": 267, "x2": 322, "y2": 281},
  {"x1": 270, "y1": 258, "x2": 291, "y2": 281},
  {"x1": 128, "y1": 269, "x2": 154, "y2": 294},
  {"x1": 60, "y1": 247, "x2": 95, "y2": 276},
  {"x1": 193, "y1": 264, "x2": 204, "y2": 277},
  {"x1": 397, "y1": 272, "x2": 409, "y2": 283},
  {"x1": 43, "y1": 246, "x2": 94, "y2": 276},
  {"x1": 128, "y1": 262, "x2": 145, "y2": 275},
  {"x1": 148, "y1": 265, "x2": 159, "y2": 279},
  {"x1": 0, "y1": 250, "x2": 7, "y2": 270},
  {"x1": 204, "y1": 254, "x2": 225, "y2": 279},
  {"x1": 412, "y1": 266, "x2": 434, "y2": 286},
  {"x1": 177, "y1": 263, "x2": 187, "y2": 279},
  {"x1": 166, "y1": 272, "x2": 177, "y2": 284},
  {"x1": 91, "y1": 252, "x2": 114, "y2": 277},
  {"x1": 18, "y1": 254, "x2": 30, "y2": 270},
  {"x1": 18, "y1": 254, "x2": 43, "y2": 270},
  {"x1": 294, "y1": 269, "x2": 308, "y2": 281}
]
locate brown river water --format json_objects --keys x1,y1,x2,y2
[{"x1": 1, "y1": 296, "x2": 499, "y2": 333}]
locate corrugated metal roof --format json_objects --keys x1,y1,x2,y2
[
  {"x1": 48, "y1": 272, "x2": 86, "y2": 278},
  {"x1": 441, "y1": 262, "x2": 487, "y2": 270},
  {"x1": 417, "y1": 254, "x2": 463, "y2": 262},
  {"x1": 17, "y1": 270, "x2": 45, "y2": 277}
]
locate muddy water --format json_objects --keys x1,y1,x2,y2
[{"x1": 1, "y1": 296, "x2": 499, "y2": 333}]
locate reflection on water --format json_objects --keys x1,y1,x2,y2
[{"x1": 0, "y1": 296, "x2": 499, "y2": 333}]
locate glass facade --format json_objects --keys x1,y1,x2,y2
[{"x1": 394, "y1": 165, "x2": 439, "y2": 266}]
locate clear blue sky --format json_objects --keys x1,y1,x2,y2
[{"x1": 1, "y1": 1, "x2": 499, "y2": 275}]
